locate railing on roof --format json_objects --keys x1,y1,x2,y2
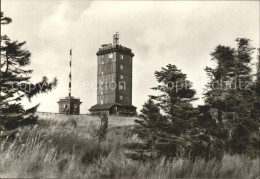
[
  {"x1": 59, "y1": 96, "x2": 81, "y2": 100},
  {"x1": 98, "y1": 44, "x2": 132, "y2": 53}
]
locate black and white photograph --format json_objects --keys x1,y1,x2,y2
[{"x1": 0, "y1": 0, "x2": 259, "y2": 178}]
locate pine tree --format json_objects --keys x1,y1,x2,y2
[
  {"x1": 250, "y1": 49, "x2": 260, "y2": 152},
  {"x1": 135, "y1": 65, "x2": 199, "y2": 158},
  {"x1": 150, "y1": 64, "x2": 197, "y2": 135},
  {"x1": 0, "y1": 12, "x2": 57, "y2": 130},
  {"x1": 253, "y1": 49, "x2": 260, "y2": 116},
  {"x1": 203, "y1": 38, "x2": 258, "y2": 155},
  {"x1": 256, "y1": 49, "x2": 260, "y2": 96},
  {"x1": 137, "y1": 98, "x2": 163, "y2": 128},
  {"x1": 204, "y1": 45, "x2": 236, "y2": 111},
  {"x1": 135, "y1": 98, "x2": 165, "y2": 139}
]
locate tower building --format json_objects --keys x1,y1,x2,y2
[
  {"x1": 89, "y1": 33, "x2": 136, "y2": 115},
  {"x1": 57, "y1": 49, "x2": 82, "y2": 115}
]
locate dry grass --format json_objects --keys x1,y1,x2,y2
[
  {"x1": 0, "y1": 115, "x2": 259, "y2": 178},
  {"x1": 36, "y1": 112, "x2": 137, "y2": 127}
]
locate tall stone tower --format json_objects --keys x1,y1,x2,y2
[
  {"x1": 89, "y1": 33, "x2": 136, "y2": 115},
  {"x1": 57, "y1": 49, "x2": 82, "y2": 115}
]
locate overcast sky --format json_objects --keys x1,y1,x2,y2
[{"x1": 2, "y1": 0, "x2": 259, "y2": 113}]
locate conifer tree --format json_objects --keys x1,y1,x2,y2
[
  {"x1": 203, "y1": 38, "x2": 258, "y2": 155},
  {"x1": 150, "y1": 64, "x2": 197, "y2": 135},
  {"x1": 254, "y1": 49, "x2": 260, "y2": 117},
  {"x1": 137, "y1": 98, "x2": 163, "y2": 128},
  {"x1": 135, "y1": 64, "x2": 199, "y2": 158},
  {"x1": 0, "y1": 12, "x2": 57, "y2": 130},
  {"x1": 135, "y1": 98, "x2": 165, "y2": 140}
]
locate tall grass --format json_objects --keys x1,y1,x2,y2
[{"x1": 0, "y1": 117, "x2": 259, "y2": 178}]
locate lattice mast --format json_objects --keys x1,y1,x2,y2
[
  {"x1": 113, "y1": 32, "x2": 119, "y2": 45},
  {"x1": 69, "y1": 49, "x2": 72, "y2": 97}
]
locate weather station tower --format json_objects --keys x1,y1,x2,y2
[
  {"x1": 89, "y1": 32, "x2": 136, "y2": 115},
  {"x1": 57, "y1": 49, "x2": 82, "y2": 115}
]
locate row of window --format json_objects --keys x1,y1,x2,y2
[
  {"x1": 63, "y1": 104, "x2": 78, "y2": 108},
  {"x1": 99, "y1": 84, "x2": 125, "y2": 93},
  {"x1": 100, "y1": 95, "x2": 123, "y2": 104},
  {"x1": 100, "y1": 63, "x2": 124, "y2": 70},
  {"x1": 100, "y1": 72, "x2": 124, "y2": 80},
  {"x1": 99, "y1": 81, "x2": 125, "y2": 85},
  {"x1": 101, "y1": 53, "x2": 124, "y2": 60}
]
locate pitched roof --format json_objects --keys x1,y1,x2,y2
[{"x1": 89, "y1": 103, "x2": 136, "y2": 111}]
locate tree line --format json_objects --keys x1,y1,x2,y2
[{"x1": 135, "y1": 38, "x2": 260, "y2": 160}]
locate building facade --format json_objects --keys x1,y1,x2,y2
[
  {"x1": 57, "y1": 96, "x2": 82, "y2": 115},
  {"x1": 89, "y1": 33, "x2": 136, "y2": 115}
]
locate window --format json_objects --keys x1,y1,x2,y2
[
  {"x1": 101, "y1": 60, "x2": 104, "y2": 65},
  {"x1": 120, "y1": 75, "x2": 124, "y2": 79},
  {"x1": 101, "y1": 71, "x2": 103, "y2": 75},
  {"x1": 109, "y1": 53, "x2": 113, "y2": 59},
  {"x1": 119, "y1": 84, "x2": 124, "y2": 90},
  {"x1": 101, "y1": 100, "x2": 104, "y2": 104},
  {"x1": 101, "y1": 55, "x2": 104, "y2": 59},
  {"x1": 120, "y1": 95, "x2": 123, "y2": 100},
  {"x1": 120, "y1": 65, "x2": 123, "y2": 69},
  {"x1": 119, "y1": 82, "x2": 125, "y2": 90},
  {"x1": 101, "y1": 91, "x2": 103, "y2": 95},
  {"x1": 120, "y1": 54, "x2": 124, "y2": 59}
]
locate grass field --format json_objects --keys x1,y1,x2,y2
[{"x1": 0, "y1": 114, "x2": 259, "y2": 178}]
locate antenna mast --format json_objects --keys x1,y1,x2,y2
[
  {"x1": 113, "y1": 32, "x2": 119, "y2": 45},
  {"x1": 69, "y1": 49, "x2": 72, "y2": 97}
]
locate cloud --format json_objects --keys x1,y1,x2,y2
[{"x1": 2, "y1": 0, "x2": 259, "y2": 113}]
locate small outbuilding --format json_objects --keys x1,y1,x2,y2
[
  {"x1": 57, "y1": 96, "x2": 82, "y2": 115},
  {"x1": 89, "y1": 103, "x2": 136, "y2": 116}
]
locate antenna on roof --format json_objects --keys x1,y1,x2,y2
[
  {"x1": 113, "y1": 32, "x2": 119, "y2": 45},
  {"x1": 69, "y1": 49, "x2": 72, "y2": 97}
]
